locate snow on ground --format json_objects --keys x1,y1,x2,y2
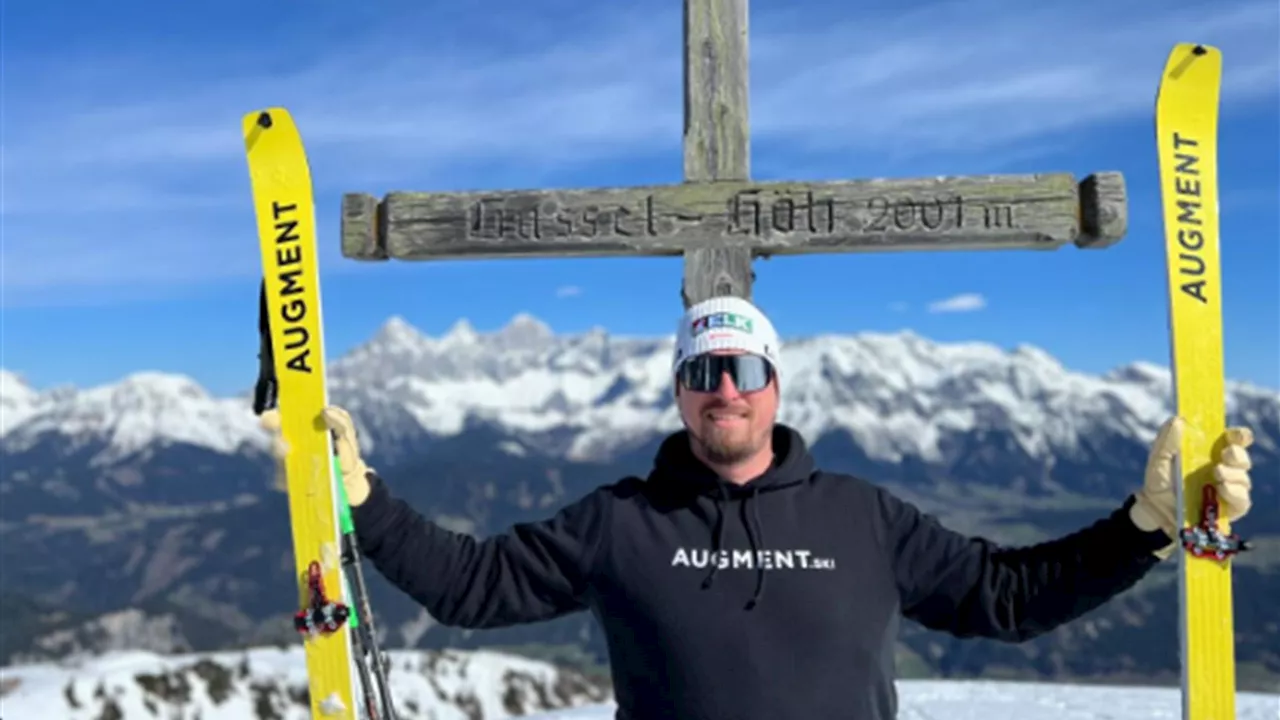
[
  {"x1": 522, "y1": 679, "x2": 1280, "y2": 719},
  {"x1": 0, "y1": 646, "x2": 609, "y2": 720},
  {"x1": 1, "y1": 646, "x2": 1275, "y2": 719}
]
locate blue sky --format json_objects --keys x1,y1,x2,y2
[{"x1": 2, "y1": 0, "x2": 1277, "y2": 397}]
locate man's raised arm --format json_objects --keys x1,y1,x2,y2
[
  {"x1": 880, "y1": 416, "x2": 1255, "y2": 642},
  {"x1": 352, "y1": 472, "x2": 609, "y2": 628}
]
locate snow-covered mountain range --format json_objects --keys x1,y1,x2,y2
[{"x1": 3, "y1": 313, "x2": 1276, "y2": 471}]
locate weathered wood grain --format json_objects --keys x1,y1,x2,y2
[
  {"x1": 681, "y1": 0, "x2": 752, "y2": 306},
  {"x1": 340, "y1": 172, "x2": 1126, "y2": 260},
  {"x1": 341, "y1": 193, "x2": 384, "y2": 260},
  {"x1": 1076, "y1": 171, "x2": 1127, "y2": 248}
]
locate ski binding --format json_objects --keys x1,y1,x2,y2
[
  {"x1": 295, "y1": 560, "x2": 352, "y2": 636},
  {"x1": 1179, "y1": 484, "x2": 1249, "y2": 561}
]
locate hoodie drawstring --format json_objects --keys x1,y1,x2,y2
[
  {"x1": 700, "y1": 483, "x2": 731, "y2": 590},
  {"x1": 700, "y1": 484, "x2": 768, "y2": 611},
  {"x1": 744, "y1": 486, "x2": 765, "y2": 610}
]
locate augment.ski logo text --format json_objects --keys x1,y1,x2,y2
[{"x1": 670, "y1": 547, "x2": 836, "y2": 571}]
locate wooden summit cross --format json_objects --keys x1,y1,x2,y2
[{"x1": 340, "y1": 0, "x2": 1127, "y2": 308}]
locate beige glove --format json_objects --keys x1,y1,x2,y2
[
  {"x1": 258, "y1": 405, "x2": 374, "y2": 506},
  {"x1": 321, "y1": 406, "x2": 373, "y2": 506},
  {"x1": 1130, "y1": 416, "x2": 1254, "y2": 559}
]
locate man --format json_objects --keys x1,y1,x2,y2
[{"x1": 262, "y1": 296, "x2": 1256, "y2": 720}]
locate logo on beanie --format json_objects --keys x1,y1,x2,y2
[{"x1": 691, "y1": 312, "x2": 753, "y2": 336}]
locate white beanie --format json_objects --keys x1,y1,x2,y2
[{"x1": 672, "y1": 296, "x2": 782, "y2": 375}]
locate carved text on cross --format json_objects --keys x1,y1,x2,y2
[{"x1": 462, "y1": 190, "x2": 1021, "y2": 240}]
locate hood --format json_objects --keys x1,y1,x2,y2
[{"x1": 645, "y1": 423, "x2": 817, "y2": 609}]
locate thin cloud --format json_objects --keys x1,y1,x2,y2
[
  {"x1": 555, "y1": 285, "x2": 583, "y2": 299},
  {"x1": 2, "y1": 0, "x2": 1276, "y2": 305},
  {"x1": 928, "y1": 293, "x2": 987, "y2": 313},
  {"x1": 888, "y1": 302, "x2": 910, "y2": 313}
]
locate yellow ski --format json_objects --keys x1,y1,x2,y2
[
  {"x1": 1155, "y1": 43, "x2": 1239, "y2": 720},
  {"x1": 243, "y1": 108, "x2": 358, "y2": 719}
]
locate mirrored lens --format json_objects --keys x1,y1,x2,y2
[{"x1": 678, "y1": 354, "x2": 774, "y2": 393}]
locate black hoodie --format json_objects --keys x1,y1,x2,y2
[{"x1": 351, "y1": 424, "x2": 1172, "y2": 720}]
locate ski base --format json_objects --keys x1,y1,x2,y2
[{"x1": 1155, "y1": 42, "x2": 1236, "y2": 720}]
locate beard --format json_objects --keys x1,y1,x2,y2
[{"x1": 691, "y1": 405, "x2": 769, "y2": 465}]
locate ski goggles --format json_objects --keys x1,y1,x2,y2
[{"x1": 677, "y1": 353, "x2": 776, "y2": 394}]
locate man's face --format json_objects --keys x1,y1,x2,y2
[{"x1": 675, "y1": 350, "x2": 779, "y2": 465}]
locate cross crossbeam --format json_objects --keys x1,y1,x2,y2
[
  {"x1": 342, "y1": 173, "x2": 1126, "y2": 259},
  {"x1": 339, "y1": 0, "x2": 1127, "y2": 309}
]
